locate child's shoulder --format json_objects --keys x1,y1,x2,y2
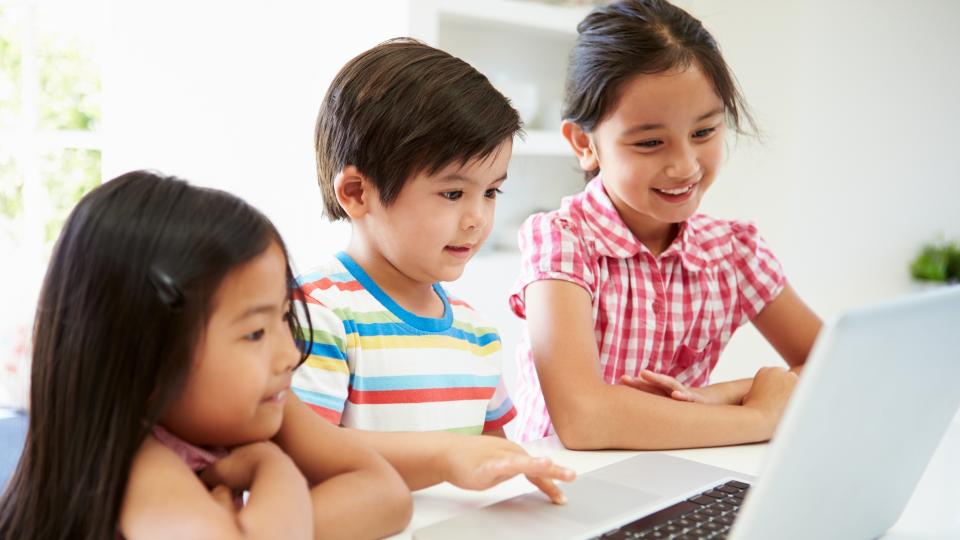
[
  {"x1": 296, "y1": 257, "x2": 368, "y2": 306},
  {"x1": 121, "y1": 435, "x2": 224, "y2": 538},
  {"x1": 687, "y1": 214, "x2": 772, "y2": 262},
  {"x1": 442, "y1": 289, "x2": 492, "y2": 326}
]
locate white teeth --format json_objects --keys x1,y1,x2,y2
[{"x1": 656, "y1": 184, "x2": 694, "y2": 195}]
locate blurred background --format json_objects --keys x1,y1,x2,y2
[{"x1": 2, "y1": 0, "x2": 959, "y2": 408}]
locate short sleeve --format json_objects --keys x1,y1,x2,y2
[
  {"x1": 729, "y1": 221, "x2": 786, "y2": 324},
  {"x1": 482, "y1": 377, "x2": 517, "y2": 432},
  {"x1": 291, "y1": 298, "x2": 351, "y2": 425},
  {"x1": 509, "y1": 212, "x2": 595, "y2": 319}
]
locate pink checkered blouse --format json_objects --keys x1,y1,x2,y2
[{"x1": 508, "y1": 177, "x2": 786, "y2": 442}]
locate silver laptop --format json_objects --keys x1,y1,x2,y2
[{"x1": 414, "y1": 286, "x2": 960, "y2": 540}]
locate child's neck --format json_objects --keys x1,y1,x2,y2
[
  {"x1": 345, "y1": 242, "x2": 444, "y2": 319},
  {"x1": 621, "y1": 214, "x2": 680, "y2": 258}
]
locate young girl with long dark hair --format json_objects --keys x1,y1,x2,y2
[{"x1": 0, "y1": 170, "x2": 411, "y2": 539}]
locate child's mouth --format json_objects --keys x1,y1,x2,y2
[
  {"x1": 444, "y1": 245, "x2": 473, "y2": 258},
  {"x1": 653, "y1": 182, "x2": 697, "y2": 202}
]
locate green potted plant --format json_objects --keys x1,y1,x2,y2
[{"x1": 910, "y1": 240, "x2": 960, "y2": 285}]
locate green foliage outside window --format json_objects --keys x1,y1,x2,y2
[
  {"x1": 40, "y1": 148, "x2": 100, "y2": 244},
  {"x1": 39, "y1": 32, "x2": 99, "y2": 131},
  {"x1": 0, "y1": 4, "x2": 21, "y2": 130},
  {"x1": 0, "y1": 2, "x2": 102, "y2": 251}
]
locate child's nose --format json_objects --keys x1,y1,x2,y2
[
  {"x1": 664, "y1": 142, "x2": 700, "y2": 179},
  {"x1": 274, "y1": 330, "x2": 301, "y2": 373},
  {"x1": 461, "y1": 202, "x2": 488, "y2": 231}
]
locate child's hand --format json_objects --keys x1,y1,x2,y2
[
  {"x1": 442, "y1": 434, "x2": 576, "y2": 504},
  {"x1": 620, "y1": 370, "x2": 714, "y2": 403},
  {"x1": 199, "y1": 441, "x2": 301, "y2": 498},
  {"x1": 621, "y1": 370, "x2": 747, "y2": 405},
  {"x1": 741, "y1": 367, "x2": 798, "y2": 429}
]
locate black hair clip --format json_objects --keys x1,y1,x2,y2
[{"x1": 149, "y1": 265, "x2": 185, "y2": 312}]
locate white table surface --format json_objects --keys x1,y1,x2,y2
[{"x1": 390, "y1": 419, "x2": 960, "y2": 539}]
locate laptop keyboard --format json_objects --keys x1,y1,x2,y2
[{"x1": 591, "y1": 480, "x2": 750, "y2": 540}]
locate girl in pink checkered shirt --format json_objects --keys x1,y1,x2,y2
[{"x1": 509, "y1": 0, "x2": 823, "y2": 448}]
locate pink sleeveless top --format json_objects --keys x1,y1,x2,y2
[
  {"x1": 151, "y1": 425, "x2": 228, "y2": 471},
  {"x1": 118, "y1": 427, "x2": 234, "y2": 539}
]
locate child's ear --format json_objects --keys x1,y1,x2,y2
[
  {"x1": 562, "y1": 120, "x2": 600, "y2": 173},
  {"x1": 334, "y1": 165, "x2": 374, "y2": 219}
]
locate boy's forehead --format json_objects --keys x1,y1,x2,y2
[{"x1": 425, "y1": 139, "x2": 513, "y2": 183}]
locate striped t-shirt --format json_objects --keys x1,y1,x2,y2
[{"x1": 291, "y1": 252, "x2": 516, "y2": 434}]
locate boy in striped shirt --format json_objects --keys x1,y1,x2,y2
[{"x1": 291, "y1": 39, "x2": 573, "y2": 502}]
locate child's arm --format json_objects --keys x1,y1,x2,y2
[
  {"x1": 120, "y1": 436, "x2": 312, "y2": 540},
  {"x1": 524, "y1": 279, "x2": 798, "y2": 451},
  {"x1": 750, "y1": 283, "x2": 822, "y2": 368},
  {"x1": 273, "y1": 394, "x2": 412, "y2": 540},
  {"x1": 624, "y1": 283, "x2": 822, "y2": 403},
  {"x1": 340, "y1": 425, "x2": 575, "y2": 504}
]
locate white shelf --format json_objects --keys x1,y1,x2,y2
[
  {"x1": 513, "y1": 129, "x2": 570, "y2": 157},
  {"x1": 436, "y1": 0, "x2": 592, "y2": 38}
]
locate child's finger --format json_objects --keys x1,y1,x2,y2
[
  {"x1": 640, "y1": 369, "x2": 686, "y2": 393},
  {"x1": 199, "y1": 465, "x2": 224, "y2": 489},
  {"x1": 670, "y1": 389, "x2": 697, "y2": 402},
  {"x1": 210, "y1": 484, "x2": 235, "y2": 513},
  {"x1": 482, "y1": 455, "x2": 575, "y2": 486},
  {"x1": 525, "y1": 474, "x2": 567, "y2": 505},
  {"x1": 619, "y1": 375, "x2": 670, "y2": 396}
]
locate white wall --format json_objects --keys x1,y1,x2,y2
[{"x1": 102, "y1": 0, "x2": 414, "y2": 271}]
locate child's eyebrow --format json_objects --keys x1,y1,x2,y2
[
  {"x1": 621, "y1": 107, "x2": 725, "y2": 136},
  {"x1": 232, "y1": 304, "x2": 279, "y2": 323},
  {"x1": 436, "y1": 173, "x2": 508, "y2": 184},
  {"x1": 231, "y1": 294, "x2": 289, "y2": 323}
]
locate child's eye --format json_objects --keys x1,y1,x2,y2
[
  {"x1": 634, "y1": 139, "x2": 662, "y2": 149},
  {"x1": 484, "y1": 188, "x2": 503, "y2": 199},
  {"x1": 244, "y1": 329, "x2": 265, "y2": 341},
  {"x1": 693, "y1": 127, "x2": 716, "y2": 139},
  {"x1": 440, "y1": 191, "x2": 463, "y2": 201}
]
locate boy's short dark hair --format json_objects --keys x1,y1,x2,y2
[{"x1": 315, "y1": 38, "x2": 522, "y2": 220}]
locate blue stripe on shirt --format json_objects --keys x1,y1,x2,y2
[
  {"x1": 292, "y1": 387, "x2": 346, "y2": 412},
  {"x1": 485, "y1": 398, "x2": 514, "y2": 421},
  {"x1": 351, "y1": 374, "x2": 501, "y2": 391}
]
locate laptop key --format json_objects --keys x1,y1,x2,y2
[
  {"x1": 715, "y1": 485, "x2": 741, "y2": 495},
  {"x1": 700, "y1": 507, "x2": 721, "y2": 517},
  {"x1": 704, "y1": 490, "x2": 727, "y2": 499},
  {"x1": 715, "y1": 514, "x2": 736, "y2": 526},
  {"x1": 689, "y1": 495, "x2": 716, "y2": 505},
  {"x1": 715, "y1": 502, "x2": 737, "y2": 513},
  {"x1": 725, "y1": 480, "x2": 750, "y2": 490}
]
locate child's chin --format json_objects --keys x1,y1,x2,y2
[{"x1": 437, "y1": 265, "x2": 467, "y2": 282}]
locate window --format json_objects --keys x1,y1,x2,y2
[{"x1": 0, "y1": 0, "x2": 101, "y2": 407}]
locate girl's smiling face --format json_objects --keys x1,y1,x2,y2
[{"x1": 567, "y1": 64, "x2": 726, "y2": 249}]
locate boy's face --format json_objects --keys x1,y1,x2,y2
[{"x1": 362, "y1": 138, "x2": 512, "y2": 285}]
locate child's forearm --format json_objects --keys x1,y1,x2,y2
[
  {"x1": 550, "y1": 382, "x2": 774, "y2": 451},
  {"x1": 343, "y1": 429, "x2": 455, "y2": 490},
  {"x1": 307, "y1": 467, "x2": 412, "y2": 540},
  {"x1": 272, "y1": 395, "x2": 412, "y2": 539},
  {"x1": 237, "y1": 447, "x2": 313, "y2": 540}
]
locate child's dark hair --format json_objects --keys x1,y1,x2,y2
[
  {"x1": 315, "y1": 37, "x2": 522, "y2": 220},
  {"x1": 0, "y1": 170, "x2": 312, "y2": 540},
  {"x1": 565, "y1": 0, "x2": 756, "y2": 179}
]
